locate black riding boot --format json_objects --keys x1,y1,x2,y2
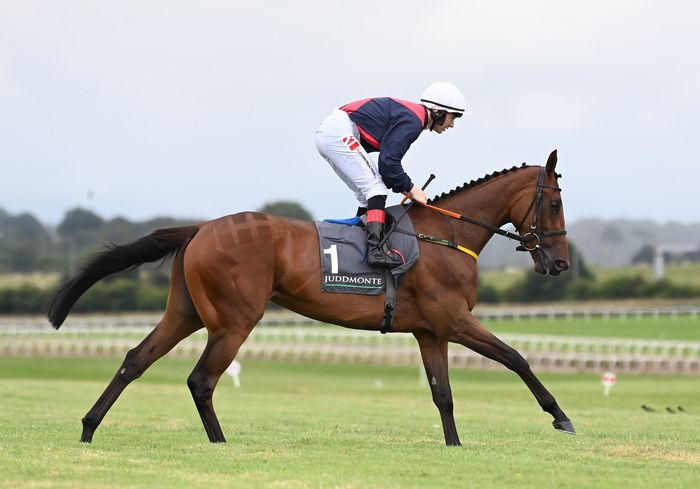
[{"x1": 366, "y1": 221, "x2": 403, "y2": 269}]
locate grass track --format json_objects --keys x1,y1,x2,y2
[
  {"x1": 1, "y1": 357, "x2": 698, "y2": 489},
  {"x1": 488, "y1": 315, "x2": 700, "y2": 340}
]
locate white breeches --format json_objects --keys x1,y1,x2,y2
[{"x1": 315, "y1": 109, "x2": 388, "y2": 207}]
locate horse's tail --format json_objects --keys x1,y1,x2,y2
[{"x1": 47, "y1": 225, "x2": 201, "y2": 329}]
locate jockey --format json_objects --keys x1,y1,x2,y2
[{"x1": 315, "y1": 82, "x2": 467, "y2": 269}]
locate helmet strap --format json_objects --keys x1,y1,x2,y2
[{"x1": 429, "y1": 110, "x2": 447, "y2": 131}]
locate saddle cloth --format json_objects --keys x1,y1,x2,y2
[{"x1": 313, "y1": 205, "x2": 420, "y2": 295}]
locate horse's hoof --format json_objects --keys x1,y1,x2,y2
[
  {"x1": 552, "y1": 419, "x2": 576, "y2": 435},
  {"x1": 80, "y1": 429, "x2": 94, "y2": 443}
]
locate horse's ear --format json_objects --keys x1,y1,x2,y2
[{"x1": 545, "y1": 149, "x2": 558, "y2": 174}]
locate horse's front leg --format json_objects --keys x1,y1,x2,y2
[
  {"x1": 446, "y1": 313, "x2": 575, "y2": 435},
  {"x1": 413, "y1": 330, "x2": 461, "y2": 446}
]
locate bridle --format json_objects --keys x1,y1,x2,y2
[
  {"x1": 511, "y1": 167, "x2": 567, "y2": 274},
  {"x1": 513, "y1": 166, "x2": 567, "y2": 252}
]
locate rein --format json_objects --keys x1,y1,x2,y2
[{"x1": 418, "y1": 167, "x2": 567, "y2": 255}]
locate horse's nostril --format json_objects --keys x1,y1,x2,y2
[{"x1": 554, "y1": 259, "x2": 570, "y2": 272}]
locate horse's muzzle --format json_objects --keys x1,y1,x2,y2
[
  {"x1": 550, "y1": 259, "x2": 570, "y2": 276},
  {"x1": 536, "y1": 257, "x2": 569, "y2": 276}
]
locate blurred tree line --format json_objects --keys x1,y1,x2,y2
[
  {"x1": 1, "y1": 203, "x2": 698, "y2": 314},
  {"x1": 630, "y1": 244, "x2": 700, "y2": 265},
  {"x1": 0, "y1": 202, "x2": 312, "y2": 313},
  {"x1": 0, "y1": 207, "x2": 197, "y2": 273},
  {"x1": 0, "y1": 202, "x2": 312, "y2": 274}
]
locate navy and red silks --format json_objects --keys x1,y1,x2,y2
[{"x1": 340, "y1": 97, "x2": 427, "y2": 193}]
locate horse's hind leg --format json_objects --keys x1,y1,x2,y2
[
  {"x1": 414, "y1": 330, "x2": 461, "y2": 446},
  {"x1": 447, "y1": 315, "x2": 575, "y2": 435},
  {"x1": 186, "y1": 329, "x2": 250, "y2": 443},
  {"x1": 80, "y1": 312, "x2": 202, "y2": 442},
  {"x1": 185, "y1": 285, "x2": 262, "y2": 442},
  {"x1": 80, "y1": 248, "x2": 202, "y2": 442}
]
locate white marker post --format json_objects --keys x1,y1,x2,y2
[
  {"x1": 601, "y1": 371, "x2": 617, "y2": 397},
  {"x1": 225, "y1": 360, "x2": 242, "y2": 388}
]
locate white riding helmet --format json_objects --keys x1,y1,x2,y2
[{"x1": 420, "y1": 82, "x2": 467, "y2": 115}]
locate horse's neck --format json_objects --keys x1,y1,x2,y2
[{"x1": 438, "y1": 169, "x2": 534, "y2": 253}]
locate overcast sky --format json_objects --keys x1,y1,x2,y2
[{"x1": 1, "y1": 1, "x2": 699, "y2": 226}]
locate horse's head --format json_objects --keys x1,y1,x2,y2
[{"x1": 510, "y1": 150, "x2": 570, "y2": 276}]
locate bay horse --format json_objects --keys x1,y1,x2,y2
[{"x1": 48, "y1": 149, "x2": 575, "y2": 445}]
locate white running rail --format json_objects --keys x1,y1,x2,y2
[{"x1": 2, "y1": 321, "x2": 698, "y2": 375}]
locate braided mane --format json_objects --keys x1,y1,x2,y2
[{"x1": 429, "y1": 163, "x2": 530, "y2": 204}]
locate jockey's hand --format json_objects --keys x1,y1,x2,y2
[{"x1": 404, "y1": 185, "x2": 428, "y2": 205}]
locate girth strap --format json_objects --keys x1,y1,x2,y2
[{"x1": 380, "y1": 270, "x2": 397, "y2": 334}]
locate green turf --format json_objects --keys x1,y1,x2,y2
[
  {"x1": 488, "y1": 315, "x2": 700, "y2": 341},
  {"x1": 0, "y1": 357, "x2": 698, "y2": 489}
]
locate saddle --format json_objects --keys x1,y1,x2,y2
[{"x1": 313, "y1": 205, "x2": 420, "y2": 332}]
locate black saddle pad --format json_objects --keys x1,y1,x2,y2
[{"x1": 313, "y1": 205, "x2": 420, "y2": 295}]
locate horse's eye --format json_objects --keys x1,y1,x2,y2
[{"x1": 550, "y1": 200, "x2": 561, "y2": 213}]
